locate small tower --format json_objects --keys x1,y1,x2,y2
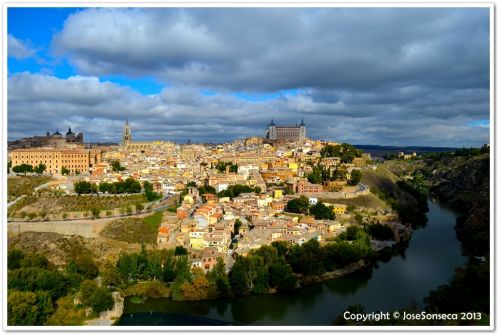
[
  {"x1": 122, "y1": 119, "x2": 132, "y2": 145},
  {"x1": 299, "y1": 117, "x2": 306, "y2": 141},
  {"x1": 267, "y1": 119, "x2": 277, "y2": 140},
  {"x1": 66, "y1": 126, "x2": 75, "y2": 141}
]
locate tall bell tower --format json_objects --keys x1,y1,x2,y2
[{"x1": 122, "y1": 119, "x2": 132, "y2": 145}]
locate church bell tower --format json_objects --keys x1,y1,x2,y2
[{"x1": 122, "y1": 119, "x2": 132, "y2": 145}]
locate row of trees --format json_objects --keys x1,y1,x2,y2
[
  {"x1": 74, "y1": 178, "x2": 161, "y2": 201},
  {"x1": 307, "y1": 164, "x2": 346, "y2": 184},
  {"x1": 285, "y1": 196, "x2": 336, "y2": 220},
  {"x1": 230, "y1": 232, "x2": 374, "y2": 295},
  {"x1": 12, "y1": 163, "x2": 46, "y2": 175}
]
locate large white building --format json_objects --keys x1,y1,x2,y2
[{"x1": 265, "y1": 118, "x2": 306, "y2": 142}]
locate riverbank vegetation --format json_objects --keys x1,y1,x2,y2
[
  {"x1": 418, "y1": 147, "x2": 490, "y2": 322},
  {"x1": 334, "y1": 146, "x2": 490, "y2": 326},
  {"x1": 104, "y1": 226, "x2": 375, "y2": 303},
  {"x1": 7, "y1": 249, "x2": 113, "y2": 326}
]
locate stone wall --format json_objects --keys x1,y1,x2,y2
[{"x1": 8, "y1": 221, "x2": 101, "y2": 238}]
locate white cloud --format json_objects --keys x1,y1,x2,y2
[{"x1": 8, "y1": 34, "x2": 39, "y2": 59}]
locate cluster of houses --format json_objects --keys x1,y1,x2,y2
[
  {"x1": 40, "y1": 138, "x2": 408, "y2": 273},
  {"x1": 154, "y1": 183, "x2": 358, "y2": 273}
]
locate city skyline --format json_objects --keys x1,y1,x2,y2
[{"x1": 8, "y1": 7, "x2": 490, "y2": 146}]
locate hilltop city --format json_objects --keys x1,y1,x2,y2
[{"x1": 8, "y1": 119, "x2": 411, "y2": 267}]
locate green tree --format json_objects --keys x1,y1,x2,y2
[
  {"x1": 119, "y1": 177, "x2": 141, "y2": 194},
  {"x1": 19, "y1": 253, "x2": 49, "y2": 269},
  {"x1": 268, "y1": 259, "x2": 297, "y2": 291},
  {"x1": 8, "y1": 249, "x2": 26, "y2": 270},
  {"x1": 309, "y1": 202, "x2": 335, "y2": 220},
  {"x1": 143, "y1": 181, "x2": 161, "y2": 201},
  {"x1": 233, "y1": 218, "x2": 242, "y2": 235},
  {"x1": 61, "y1": 166, "x2": 70, "y2": 175},
  {"x1": 145, "y1": 251, "x2": 163, "y2": 280},
  {"x1": 101, "y1": 267, "x2": 123, "y2": 288},
  {"x1": 79, "y1": 279, "x2": 99, "y2": 305},
  {"x1": 116, "y1": 253, "x2": 132, "y2": 281},
  {"x1": 174, "y1": 255, "x2": 191, "y2": 282},
  {"x1": 367, "y1": 223, "x2": 394, "y2": 241},
  {"x1": 271, "y1": 241, "x2": 290, "y2": 257},
  {"x1": 206, "y1": 257, "x2": 230, "y2": 298},
  {"x1": 346, "y1": 225, "x2": 363, "y2": 241},
  {"x1": 348, "y1": 169, "x2": 362, "y2": 186},
  {"x1": 135, "y1": 203, "x2": 144, "y2": 213},
  {"x1": 320, "y1": 143, "x2": 362, "y2": 163},
  {"x1": 162, "y1": 250, "x2": 177, "y2": 283},
  {"x1": 90, "y1": 207, "x2": 101, "y2": 219},
  {"x1": 12, "y1": 164, "x2": 33, "y2": 176},
  {"x1": 90, "y1": 288, "x2": 114, "y2": 313},
  {"x1": 174, "y1": 246, "x2": 188, "y2": 256},
  {"x1": 229, "y1": 255, "x2": 268, "y2": 296},
  {"x1": 99, "y1": 182, "x2": 111, "y2": 193},
  {"x1": 33, "y1": 163, "x2": 47, "y2": 174},
  {"x1": 79, "y1": 280, "x2": 113, "y2": 313},
  {"x1": 285, "y1": 195, "x2": 310, "y2": 214},
  {"x1": 8, "y1": 290, "x2": 54, "y2": 326},
  {"x1": 111, "y1": 160, "x2": 126, "y2": 172},
  {"x1": 287, "y1": 239, "x2": 324, "y2": 276},
  {"x1": 67, "y1": 255, "x2": 99, "y2": 280},
  {"x1": 8, "y1": 267, "x2": 70, "y2": 301},
  {"x1": 307, "y1": 165, "x2": 324, "y2": 184}
]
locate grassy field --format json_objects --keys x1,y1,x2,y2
[
  {"x1": 100, "y1": 211, "x2": 164, "y2": 244},
  {"x1": 8, "y1": 176, "x2": 53, "y2": 200},
  {"x1": 9, "y1": 192, "x2": 146, "y2": 215}
]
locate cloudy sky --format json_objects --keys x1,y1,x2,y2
[{"x1": 7, "y1": 7, "x2": 490, "y2": 146}]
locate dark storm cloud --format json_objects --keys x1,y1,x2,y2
[
  {"x1": 8, "y1": 7, "x2": 491, "y2": 147},
  {"x1": 8, "y1": 72, "x2": 490, "y2": 146},
  {"x1": 52, "y1": 8, "x2": 489, "y2": 92}
]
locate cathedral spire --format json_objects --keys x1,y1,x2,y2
[{"x1": 122, "y1": 119, "x2": 132, "y2": 144}]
